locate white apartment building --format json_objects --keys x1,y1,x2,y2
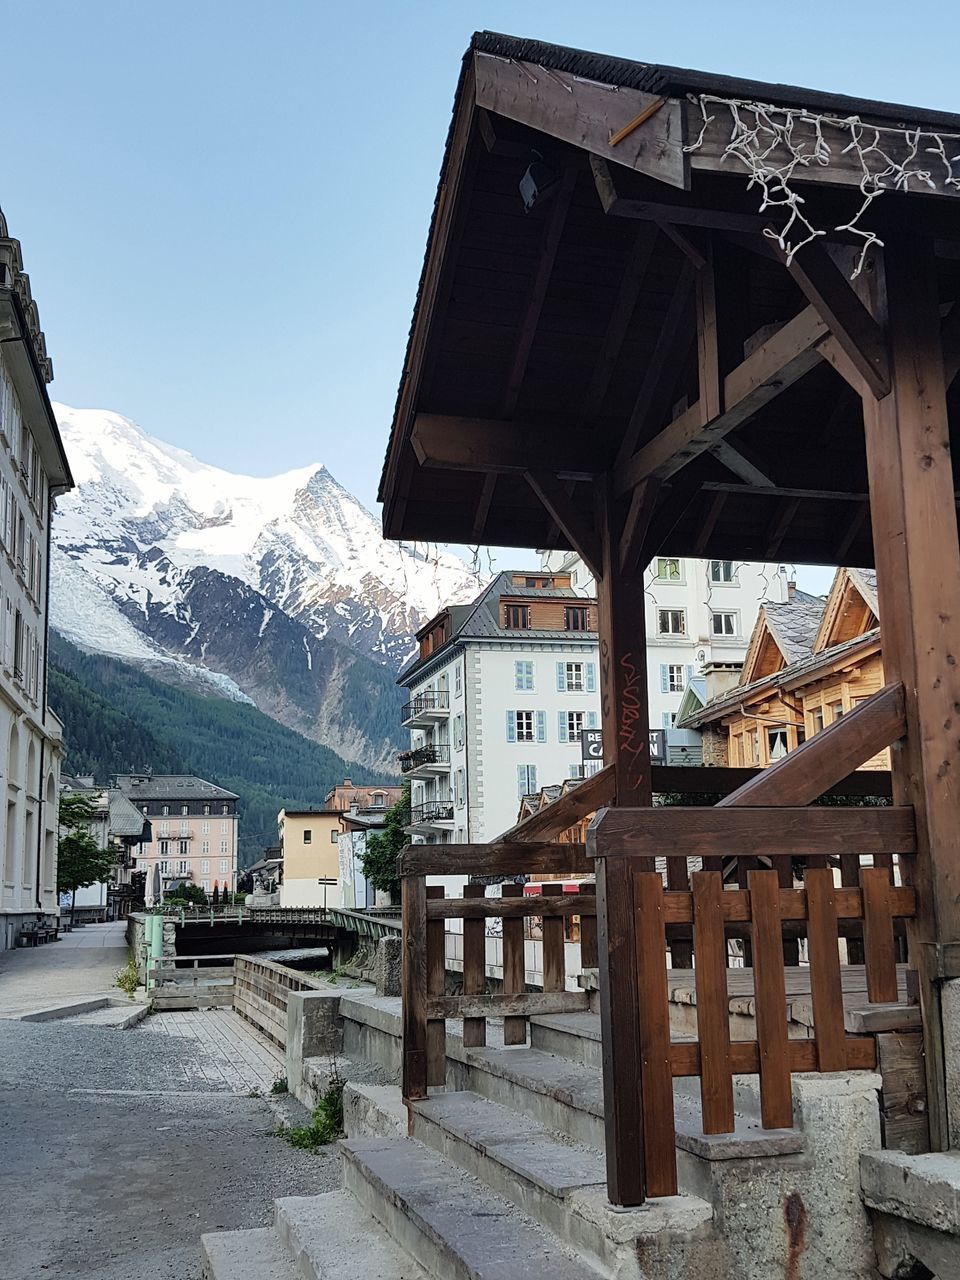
[
  {"x1": 0, "y1": 217, "x2": 74, "y2": 950},
  {"x1": 116, "y1": 774, "x2": 239, "y2": 901},
  {"x1": 398, "y1": 571, "x2": 601, "y2": 845},
  {"x1": 540, "y1": 549, "x2": 790, "y2": 742}
]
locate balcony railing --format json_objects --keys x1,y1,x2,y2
[
  {"x1": 401, "y1": 690, "x2": 450, "y2": 722},
  {"x1": 409, "y1": 801, "x2": 454, "y2": 825},
  {"x1": 398, "y1": 743, "x2": 451, "y2": 773}
]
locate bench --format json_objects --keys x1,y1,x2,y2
[{"x1": 17, "y1": 923, "x2": 59, "y2": 947}]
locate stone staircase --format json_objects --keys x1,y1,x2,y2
[{"x1": 201, "y1": 992, "x2": 882, "y2": 1280}]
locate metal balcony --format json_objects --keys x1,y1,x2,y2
[
  {"x1": 398, "y1": 743, "x2": 452, "y2": 775},
  {"x1": 409, "y1": 801, "x2": 455, "y2": 826},
  {"x1": 401, "y1": 690, "x2": 450, "y2": 727}
]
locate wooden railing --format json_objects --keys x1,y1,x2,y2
[
  {"x1": 234, "y1": 955, "x2": 326, "y2": 1049},
  {"x1": 589, "y1": 804, "x2": 918, "y2": 1202},
  {"x1": 399, "y1": 842, "x2": 597, "y2": 1102}
]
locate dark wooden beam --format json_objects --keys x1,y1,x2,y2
[
  {"x1": 583, "y1": 228, "x2": 658, "y2": 421},
  {"x1": 717, "y1": 683, "x2": 905, "y2": 808},
  {"x1": 614, "y1": 262, "x2": 696, "y2": 466},
  {"x1": 696, "y1": 232, "x2": 722, "y2": 420},
  {"x1": 700, "y1": 481, "x2": 868, "y2": 502},
  {"x1": 777, "y1": 237, "x2": 890, "y2": 400},
  {"x1": 619, "y1": 479, "x2": 660, "y2": 576},
  {"x1": 941, "y1": 301, "x2": 960, "y2": 388},
  {"x1": 591, "y1": 156, "x2": 764, "y2": 232},
  {"x1": 861, "y1": 235, "x2": 960, "y2": 1150},
  {"x1": 501, "y1": 168, "x2": 577, "y2": 416},
  {"x1": 764, "y1": 497, "x2": 801, "y2": 559},
  {"x1": 525, "y1": 471, "x2": 603, "y2": 582},
  {"x1": 835, "y1": 501, "x2": 869, "y2": 561},
  {"x1": 712, "y1": 440, "x2": 775, "y2": 487},
  {"x1": 616, "y1": 305, "x2": 830, "y2": 494},
  {"x1": 651, "y1": 763, "x2": 892, "y2": 800},
  {"x1": 693, "y1": 490, "x2": 727, "y2": 556},
  {"x1": 411, "y1": 414, "x2": 598, "y2": 480},
  {"x1": 496, "y1": 764, "x2": 615, "y2": 843},
  {"x1": 659, "y1": 222, "x2": 707, "y2": 270},
  {"x1": 471, "y1": 474, "x2": 497, "y2": 544}
]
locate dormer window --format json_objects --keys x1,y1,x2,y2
[
  {"x1": 504, "y1": 604, "x2": 530, "y2": 629},
  {"x1": 564, "y1": 606, "x2": 589, "y2": 631}
]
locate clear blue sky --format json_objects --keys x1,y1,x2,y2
[{"x1": 3, "y1": 0, "x2": 957, "y2": 571}]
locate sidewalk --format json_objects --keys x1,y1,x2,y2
[{"x1": 0, "y1": 920, "x2": 128, "y2": 1017}]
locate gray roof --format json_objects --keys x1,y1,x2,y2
[
  {"x1": 847, "y1": 568, "x2": 879, "y2": 617},
  {"x1": 761, "y1": 590, "x2": 825, "y2": 665},
  {"x1": 115, "y1": 774, "x2": 239, "y2": 801},
  {"x1": 107, "y1": 790, "x2": 150, "y2": 838},
  {"x1": 400, "y1": 572, "x2": 596, "y2": 684}
]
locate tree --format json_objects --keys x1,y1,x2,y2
[
  {"x1": 211, "y1": 883, "x2": 220, "y2": 907},
  {"x1": 361, "y1": 783, "x2": 410, "y2": 901},
  {"x1": 166, "y1": 882, "x2": 209, "y2": 907},
  {"x1": 57, "y1": 792, "x2": 115, "y2": 921}
]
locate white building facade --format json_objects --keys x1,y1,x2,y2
[
  {"x1": 399, "y1": 572, "x2": 601, "y2": 846},
  {"x1": 540, "y1": 550, "x2": 790, "y2": 743},
  {"x1": 0, "y1": 219, "x2": 74, "y2": 950}
]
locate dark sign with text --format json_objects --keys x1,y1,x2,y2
[{"x1": 581, "y1": 728, "x2": 604, "y2": 761}]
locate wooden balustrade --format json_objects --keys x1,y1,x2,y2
[
  {"x1": 399, "y1": 842, "x2": 597, "y2": 1102},
  {"x1": 589, "y1": 804, "x2": 918, "y2": 1202}
]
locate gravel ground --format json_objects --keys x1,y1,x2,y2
[{"x1": 0, "y1": 1018, "x2": 341, "y2": 1280}]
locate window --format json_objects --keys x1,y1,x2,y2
[
  {"x1": 454, "y1": 767, "x2": 466, "y2": 808},
  {"x1": 453, "y1": 713, "x2": 465, "y2": 750},
  {"x1": 12, "y1": 608, "x2": 23, "y2": 680},
  {"x1": 564, "y1": 606, "x2": 589, "y2": 632},
  {"x1": 710, "y1": 560, "x2": 735, "y2": 584},
  {"x1": 556, "y1": 661, "x2": 595, "y2": 692},
  {"x1": 504, "y1": 604, "x2": 530, "y2": 629},
  {"x1": 158, "y1": 860, "x2": 169, "y2": 874},
  {"x1": 812, "y1": 707, "x2": 825, "y2": 734},
  {"x1": 159, "y1": 822, "x2": 169, "y2": 837},
  {"x1": 656, "y1": 558, "x2": 682, "y2": 581},
  {"x1": 201, "y1": 840, "x2": 209, "y2": 854},
  {"x1": 159, "y1": 840, "x2": 170, "y2": 857},
  {"x1": 330, "y1": 830, "x2": 338, "y2": 843},
  {"x1": 566, "y1": 711, "x2": 584, "y2": 742},
  {"x1": 662, "y1": 712, "x2": 678, "y2": 728},
  {"x1": 711, "y1": 611, "x2": 737, "y2": 637},
  {"x1": 829, "y1": 700, "x2": 844, "y2": 723},
  {"x1": 657, "y1": 609, "x2": 686, "y2": 635},
  {"x1": 201, "y1": 821, "x2": 210, "y2": 834},
  {"x1": 221, "y1": 804, "x2": 229, "y2": 814},
  {"x1": 180, "y1": 805, "x2": 189, "y2": 816},
  {"x1": 220, "y1": 821, "x2": 228, "y2": 834},
  {"x1": 666, "y1": 664, "x2": 686, "y2": 693},
  {"x1": 179, "y1": 821, "x2": 188, "y2": 835},
  {"x1": 767, "y1": 728, "x2": 789, "y2": 760},
  {"x1": 558, "y1": 709, "x2": 597, "y2": 742},
  {"x1": 516, "y1": 764, "x2": 538, "y2": 799},
  {"x1": 201, "y1": 880, "x2": 210, "y2": 892},
  {"x1": 203, "y1": 804, "x2": 210, "y2": 816},
  {"x1": 177, "y1": 859, "x2": 189, "y2": 874},
  {"x1": 219, "y1": 859, "x2": 228, "y2": 874},
  {"x1": 303, "y1": 829, "x2": 312, "y2": 844},
  {"x1": 178, "y1": 840, "x2": 188, "y2": 858},
  {"x1": 162, "y1": 805, "x2": 170, "y2": 817},
  {"x1": 454, "y1": 664, "x2": 462, "y2": 698},
  {"x1": 514, "y1": 660, "x2": 534, "y2": 691},
  {"x1": 516, "y1": 710, "x2": 534, "y2": 742},
  {"x1": 507, "y1": 709, "x2": 546, "y2": 743},
  {"x1": 220, "y1": 840, "x2": 228, "y2": 854},
  {"x1": 372, "y1": 792, "x2": 386, "y2": 807}
]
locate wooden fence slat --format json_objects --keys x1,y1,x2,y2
[
  {"x1": 542, "y1": 884, "x2": 566, "y2": 993},
  {"x1": 462, "y1": 883, "x2": 487, "y2": 1048},
  {"x1": 580, "y1": 880, "x2": 598, "y2": 969},
  {"x1": 749, "y1": 870, "x2": 794, "y2": 1129},
  {"x1": 777, "y1": 861, "x2": 800, "y2": 966},
  {"x1": 692, "y1": 871, "x2": 734, "y2": 1133},
  {"x1": 633, "y1": 870, "x2": 678, "y2": 1197},
  {"x1": 501, "y1": 883, "x2": 527, "y2": 1045},
  {"x1": 862, "y1": 867, "x2": 900, "y2": 1004},
  {"x1": 805, "y1": 867, "x2": 848, "y2": 1071},
  {"x1": 402, "y1": 874, "x2": 428, "y2": 1101},
  {"x1": 426, "y1": 885, "x2": 446, "y2": 1086}
]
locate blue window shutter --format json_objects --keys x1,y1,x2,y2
[
  {"x1": 529, "y1": 765, "x2": 537, "y2": 793},
  {"x1": 686, "y1": 664, "x2": 694, "y2": 686},
  {"x1": 517, "y1": 765, "x2": 526, "y2": 799},
  {"x1": 660, "y1": 664, "x2": 669, "y2": 693},
  {"x1": 662, "y1": 712, "x2": 672, "y2": 729},
  {"x1": 556, "y1": 662, "x2": 566, "y2": 692},
  {"x1": 506, "y1": 711, "x2": 516, "y2": 743},
  {"x1": 558, "y1": 712, "x2": 568, "y2": 743},
  {"x1": 586, "y1": 662, "x2": 596, "y2": 692},
  {"x1": 536, "y1": 710, "x2": 547, "y2": 743},
  {"x1": 514, "y1": 660, "x2": 522, "y2": 691},
  {"x1": 586, "y1": 710, "x2": 599, "y2": 730}
]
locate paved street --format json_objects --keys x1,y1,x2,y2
[{"x1": 0, "y1": 924, "x2": 339, "y2": 1279}]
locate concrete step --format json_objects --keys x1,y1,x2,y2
[
  {"x1": 529, "y1": 1012, "x2": 602, "y2": 1069},
  {"x1": 276, "y1": 1189, "x2": 430, "y2": 1280},
  {"x1": 60, "y1": 1002, "x2": 149, "y2": 1029},
  {"x1": 341, "y1": 1134, "x2": 608, "y2": 1280},
  {"x1": 201, "y1": 1226, "x2": 297, "y2": 1280}
]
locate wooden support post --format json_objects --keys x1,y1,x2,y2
[
  {"x1": 501, "y1": 883, "x2": 527, "y2": 1046},
  {"x1": 402, "y1": 873, "x2": 428, "y2": 1103},
  {"x1": 462, "y1": 883, "x2": 487, "y2": 1048},
  {"x1": 426, "y1": 885, "x2": 446, "y2": 1086},
  {"x1": 594, "y1": 475, "x2": 655, "y2": 1206},
  {"x1": 861, "y1": 235, "x2": 960, "y2": 1151}
]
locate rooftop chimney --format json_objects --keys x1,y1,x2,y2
[{"x1": 787, "y1": 580, "x2": 797, "y2": 599}]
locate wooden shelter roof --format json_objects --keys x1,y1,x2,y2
[{"x1": 379, "y1": 32, "x2": 960, "y2": 567}]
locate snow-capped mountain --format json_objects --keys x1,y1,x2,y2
[{"x1": 50, "y1": 404, "x2": 482, "y2": 770}]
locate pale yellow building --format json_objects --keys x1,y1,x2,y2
[{"x1": 277, "y1": 808, "x2": 342, "y2": 908}]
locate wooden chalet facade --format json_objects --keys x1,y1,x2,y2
[
  {"x1": 380, "y1": 31, "x2": 960, "y2": 1211},
  {"x1": 683, "y1": 568, "x2": 887, "y2": 771}
]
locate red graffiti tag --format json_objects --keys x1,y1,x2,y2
[{"x1": 618, "y1": 652, "x2": 647, "y2": 766}]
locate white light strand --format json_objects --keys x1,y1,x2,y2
[{"x1": 684, "y1": 95, "x2": 960, "y2": 276}]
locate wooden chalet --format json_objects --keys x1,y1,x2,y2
[
  {"x1": 381, "y1": 31, "x2": 960, "y2": 1209},
  {"x1": 683, "y1": 568, "x2": 886, "y2": 770}
]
